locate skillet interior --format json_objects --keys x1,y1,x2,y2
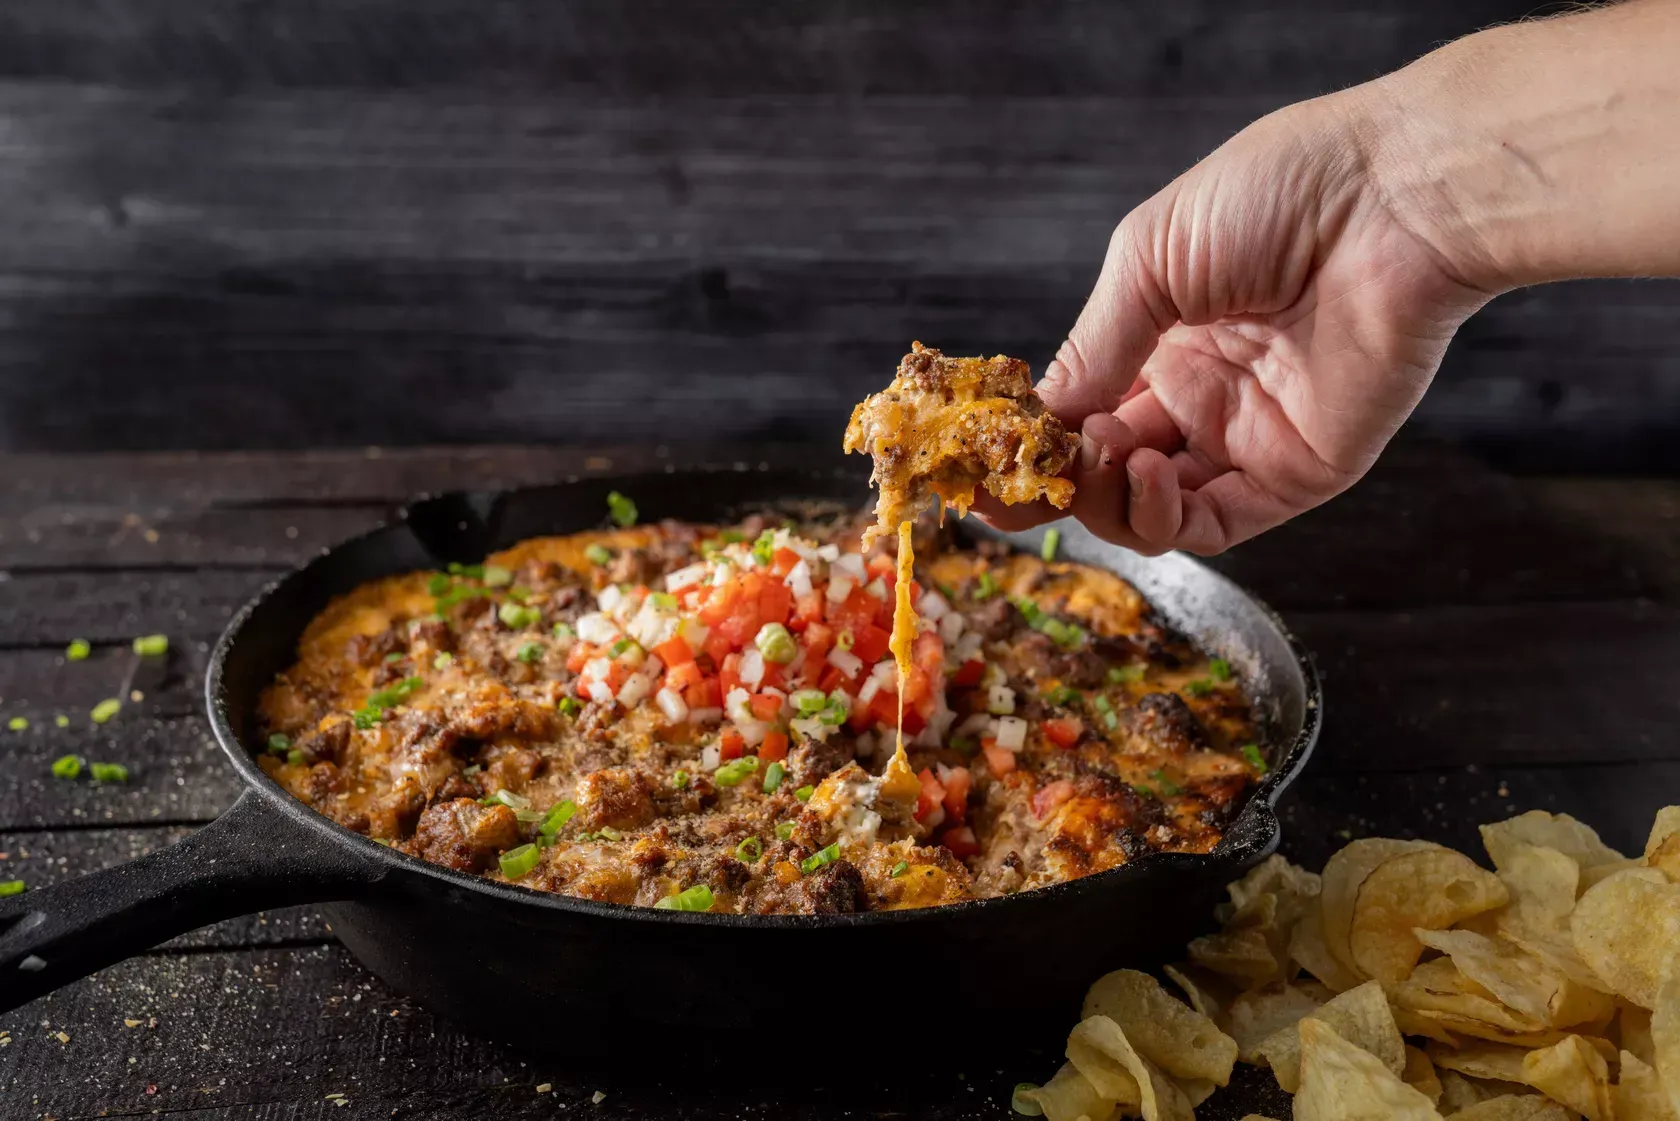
[{"x1": 205, "y1": 465, "x2": 1319, "y2": 1054}]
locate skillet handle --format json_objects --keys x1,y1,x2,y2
[{"x1": 0, "y1": 790, "x2": 386, "y2": 1015}]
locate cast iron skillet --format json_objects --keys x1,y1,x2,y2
[{"x1": 0, "y1": 467, "x2": 1319, "y2": 1058}]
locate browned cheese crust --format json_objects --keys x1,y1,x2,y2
[
  {"x1": 844, "y1": 342, "x2": 1080, "y2": 545},
  {"x1": 256, "y1": 511, "x2": 1265, "y2": 915}
]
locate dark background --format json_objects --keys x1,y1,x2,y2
[{"x1": 0, "y1": 0, "x2": 1675, "y2": 469}]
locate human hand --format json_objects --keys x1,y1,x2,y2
[{"x1": 976, "y1": 90, "x2": 1493, "y2": 555}]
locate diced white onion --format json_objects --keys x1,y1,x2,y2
[
  {"x1": 643, "y1": 654, "x2": 664, "y2": 677},
  {"x1": 865, "y1": 577, "x2": 887, "y2": 600},
  {"x1": 858, "y1": 676, "x2": 882, "y2": 705},
  {"x1": 738, "y1": 647, "x2": 766, "y2": 689},
  {"x1": 687, "y1": 706, "x2": 723, "y2": 725},
  {"x1": 585, "y1": 679, "x2": 616, "y2": 704},
  {"x1": 987, "y1": 684, "x2": 1017, "y2": 716},
  {"x1": 922, "y1": 805, "x2": 946, "y2": 831},
  {"x1": 816, "y1": 544, "x2": 840, "y2": 562},
  {"x1": 576, "y1": 613, "x2": 621, "y2": 646},
  {"x1": 787, "y1": 648, "x2": 806, "y2": 677},
  {"x1": 597, "y1": 585, "x2": 624, "y2": 614},
  {"x1": 834, "y1": 554, "x2": 867, "y2": 582},
  {"x1": 617, "y1": 643, "x2": 647, "y2": 670},
  {"x1": 938, "y1": 612, "x2": 966, "y2": 643},
  {"x1": 935, "y1": 762, "x2": 954, "y2": 784},
  {"x1": 735, "y1": 716, "x2": 770, "y2": 747},
  {"x1": 918, "y1": 590, "x2": 949, "y2": 622},
  {"x1": 785, "y1": 559, "x2": 814, "y2": 599},
  {"x1": 827, "y1": 648, "x2": 864, "y2": 678},
  {"x1": 913, "y1": 723, "x2": 942, "y2": 749},
  {"x1": 677, "y1": 617, "x2": 710, "y2": 648},
  {"x1": 871, "y1": 659, "x2": 898, "y2": 687},
  {"x1": 701, "y1": 743, "x2": 721, "y2": 771},
  {"x1": 617, "y1": 671, "x2": 654, "y2": 708},
  {"x1": 725, "y1": 687, "x2": 755, "y2": 725},
  {"x1": 790, "y1": 716, "x2": 827, "y2": 742},
  {"x1": 952, "y1": 632, "x2": 984, "y2": 663},
  {"x1": 665, "y1": 562, "x2": 709, "y2": 592},
  {"x1": 583, "y1": 656, "x2": 613, "y2": 681},
  {"x1": 656, "y1": 688, "x2": 688, "y2": 723},
  {"x1": 995, "y1": 715, "x2": 1027, "y2": 750},
  {"x1": 711, "y1": 561, "x2": 734, "y2": 586},
  {"x1": 826, "y1": 574, "x2": 855, "y2": 604},
  {"x1": 956, "y1": 713, "x2": 995, "y2": 738}
]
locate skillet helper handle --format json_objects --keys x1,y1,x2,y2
[{"x1": 0, "y1": 790, "x2": 384, "y2": 1014}]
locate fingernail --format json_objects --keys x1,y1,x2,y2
[
  {"x1": 1079, "y1": 435, "x2": 1102, "y2": 473},
  {"x1": 1127, "y1": 466, "x2": 1144, "y2": 500}
]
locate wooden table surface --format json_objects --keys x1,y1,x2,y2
[{"x1": 3, "y1": 441, "x2": 1679, "y2": 1120}]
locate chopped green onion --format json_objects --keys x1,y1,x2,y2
[
  {"x1": 714, "y1": 757, "x2": 759, "y2": 787},
  {"x1": 90, "y1": 762, "x2": 129, "y2": 783},
  {"x1": 1183, "y1": 678, "x2": 1215, "y2": 697},
  {"x1": 552, "y1": 622, "x2": 574, "y2": 640},
  {"x1": 597, "y1": 826, "x2": 622, "y2": 842},
  {"x1": 1241, "y1": 744, "x2": 1269, "y2": 775},
  {"x1": 383, "y1": 651, "x2": 405, "y2": 664},
  {"x1": 791, "y1": 689, "x2": 828, "y2": 714},
  {"x1": 434, "y1": 584, "x2": 490, "y2": 611},
  {"x1": 539, "y1": 800, "x2": 578, "y2": 837},
  {"x1": 352, "y1": 708, "x2": 381, "y2": 730},
  {"x1": 755, "y1": 622, "x2": 797, "y2": 664},
  {"x1": 1010, "y1": 595, "x2": 1044, "y2": 626},
  {"x1": 499, "y1": 603, "x2": 541, "y2": 629},
  {"x1": 267, "y1": 734, "x2": 292, "y2": 753},
  {"x1": 585, "y1": 544, "x2": 612, "y2": 566},
  {"x1": 735, "y1": 837, "x2": 764, "y2": 863},
  {"x1": 775, "y1": 821, "x2": 796, "y2": 840},
  {"x1": 835, "y1": 629, "x2": 854, "y2": 652},
  {"x1": 434, "y1": 652, "x2": 454, "y2": 670},
  {"x1": 799, "y1": 842, "x2": 840, "y2": 875},
  {"x1": 606, "y1": 491, "x2": 639, "y2": 528},
  {"x1": 1092, "y1": 694, "x2": 1119, "y2": 730},
  {"x1": 54, "y1": 715, "x2": 68, "y2": 728},
  {"x1": 1151, "y1": 768, "x2": 1182, "y2": 796},
  {"x1": 6, "y1": 717, "x2": 26, "y2": 732},
  {"x1": 610, "y1": 637, "x2": 636, "y2": 657},
  {"x1": 481, "y1": 565, "x2": 514, "y2": 588},
  {"x1": 499, "y1": 843, "x2": 541, "y2": 880},
  {"x1": 515, "y1": 642, "x2": 543, "y2": 664},
  {"x1": 890, "y1": 860, "x2": 909, "y2": 879},
  {"x1": 90, "y1": 698, "x2": 121, "y2": 725},
  {"x1": 558, "y1": 697, "x2": 582, "y2": 717},
  {"x1": 287, "y1": 749, "x2": 306, "y2": 766},
  {"x1": 426, "y1": 573, "x2": 452, "y2": 596},
  {"x1": 654, "y1": 884, "x2": 715, "y2": 912},
  {"x1": 1131, "y1": 783, "x2": 1157, "y2": 800},
  {"x1": 506, "y1": 586, "x2": 529, "y2": 604},
  {"x1": 132, "y1": 634, "x2": 169, "y2": 657},
  {"x1": 1107, "y1": 664, "x2": 1145, "y2": 685},
  {"x1": 515, "y1": 808, "x2": 544, "y2": 824},
  {"x1": 1011, "y1": 1083, "x2": 1044, "y2": 1116},
  {"x1": 1208, "y1": 657, "x2": 1232, "y2": 682},
  {"x1": 447, "y1": 562, "x2": 484, "y2": 579},
  {"x1": 65, "y1": 639, "x2": 91, "y2": 662},
  {"x1": 1041, "y1": 685, "x2": 1081, "y2": 707},
  {"x1": 672, "y1": 769, "x2": 690, "y2": 789},
  {"x1": 51, "y1": 754, "x2": 84, "y2": 779},
  {"x1": 1041, "y1": 618, "x2": 1086, "y2": 649},
  {"x1": 751, "y1": 530, "x2": 776, "y2": 566},
  {"x1": 975, "y1": 571, "x2": 1000, "y2": 600},
  {"x1": 651, "y1": 591, "x2": 678, "y2": 610},
  {"x1": 0, "y1": 880, "x2": 24, "y2": 897},
  {"x1": 794, "y1": 784, "x2": 815, "y2": 802},
  {"x1": 1040, "y1": 528, "x2": 1061, "y2": 562},
  {"x1": 719, "y1": 529, "x2": 746, "y2": 544},
  {"x1": 481, "y1": 788, "x2": 531, "y2": 811},
  {"x1": 762, "y1": 761, "x2": 786, "y2": 793}
]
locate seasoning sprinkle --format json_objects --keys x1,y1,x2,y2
[
  {"x1": 90, "y1": 698, "x2": 121, "y2": 725},
  {"x1": 65, "y1": 639, "x2": 91, "y2": 662},
  {"x1": 132, "y1": 634, "x2": 169, "y2": 657}
]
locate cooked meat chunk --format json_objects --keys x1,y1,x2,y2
[
  {"x1": 574, "y1": 768, "x2": 656, "y2": 832},
  {"x1": 410, "y1": 798, "x2": 520, "y2": 873},
  {"x1": 844, "y1": 342, "x2": 1079, "y2": 544},
  {"x1": 1130, "y1": 692, "x2": 1211, "y2": 756}
]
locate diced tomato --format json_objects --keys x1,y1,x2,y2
[
  {"x1": 685, "y1": 676, "x2": 722, "y2": 711},
  {"x1": 940, "y1": 825, "x2": 981, "y2": 859},
  {"x1": 901, "y1": 706, "x2": 926, "y2": 736},
  {"x1": 759, "y1": 581, "x2": 793, "y2": 628},
  {"x1": 829, "y1": 587, "x2": 881, "y2": 633},
  {"x1": 789, "y1": 591, "x2": 825, "y2": 632},
  {"x1": 702, "y1": 630, "x2": 734, "y2": 665},
  {"x1": 1031, "y1": 779, "x2": 1076, "y2": 820},
  {"x1": 981, "y1": 738, "x2": 1017, "y2": 777},
  {"x1": 802, "y1": 622, "x2": 834, "y2": 663},
  {"x1": 942, "y1": 766, "x2": 972, "y2": 823},
  {"x1": 698, "y1": 584, "x2": 740, "y2": 626},
  {"x1": 715, "y1": 605, "x2": 760, "y2": 648},
  {"x1": 566, "y1": 642, "x2": 597, "y2": 675},
  {"x1": 719, "y1": 728, "x2": 745, "y2": 760},
  {"x1": 651, "y1": 636, "x2": 694, "y2": 668},
  {"x1": 868, "y1": 688, "x2": 899, "y2": 728},
  {"x1": 817, "y1": 664, "x2": 848, "y2": 694},
  {"x1": 915, "y1": 768, "x2": 946, "y2": 823},
  {"x1": 913, "y1": 630, "x2": 944, "y2": 674},
  {"x1": 664, "y1": 660, "x2": 703, "y2": 692},
  {"x1": 867, "y1": 553, "x2": 896, "y2": 579},
  {"x1": 771, "y1": 547, "x2": 801, "y2": 576},
  {"x1": 1043, "y1": 717, "x2": 1083, "y2": 750},
  {"x1": 950, "y1": 659, "x2": 985, "y2": 688},
  {"x1": 605, "y1": 660, "x2": 632, "y2": 691},
  {"x1": 850, "y1": 624, "x2": 892, "y2": 665},
  {"x1": 719, "y1": 652, "x2": 743, "y2": 698},
  {"x1": 758, "y1": 662, "x2": 785, "y2": 692},
  {"x1": 901, "y1": 664, "x2": 932, "y2": 707},
  {"x1": 760, "y1": 730, "x2": 789, "y2": 763},
  {"x1": 748, "y1": 693, "x2": 782, "y2": 722},
  {"x1": 874, "y1": 594, "x2": 896, "y2": 631},
  {"x1": 847, "y1": 699, "x2": 875, "y2": 732}
]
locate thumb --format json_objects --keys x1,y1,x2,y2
[{"x1": 1037, "y1": 206, "x2": 1178, "y2": 425}]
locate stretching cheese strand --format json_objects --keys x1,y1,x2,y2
[{"x1": 878, "y1": 521, "x2": 922, "y2": 804}]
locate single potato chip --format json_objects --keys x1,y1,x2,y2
[
  {"x1": 1414, "y1": 927, "x2": 1613, "y2": 1028},
  {"x1": 1178, "y1": 1078, "x2": 1216, "y2": 1107},
  {"x1": 1080, "y1": 969, "x2": 1237, "y2": 1085},
  {"x1": 1226, "y1": 853, "x2": 1322, "y2": 916},
  {"x1": 1614, "y1": 1050, "x2": 1679, "y2": 1121},
  {"x1": 1653, "y1": 972, "x2": 1680, "y2": 1120},
  {"x1": 1256, "y1": 980, "x2": 1405, "y2": 1094},
  {"x1": 1228, "y1": 980, "x2": 1333, "y2": 1063},
  {"x1": 1391, "y1": 956, "x2": 1550, "y2": 1035},
  {"x1": 1447, "y1": 1096, "x2": 1572, "y2": 1121},
  {"x1": 1646, "y1": 806, "x2": 1680, "y2": 882},
  {"x1": 1018, "y1": 1061, "x2": 1119, "y2": 1121},
  {"x1": 1438, "y1": 1069, "x2": 1525, "y2": 1112},
  {"x1": 1065, "y1": 1017, "x2": 1144, "y2": 1106},
  {"x1": 1187, "y1": 925, "x2": 1281, "y2": 988},
  {"x1": 1292, "y1": 1018, "x2": 1443, "y2": 1121},
  {"x1": 1571, "y1": 868, "x2": 1680, "y2": 1008},
  {"x1": 1349, "y1": 847, "x2": 1508, "y2": 986},
  {"x1": 1067, "y1": 1016, "x2": 1194, "y2": 1121},
  {"x1": 1402, "y1": 1044, "x2": 1443, "y2": 1105},
  {"x1": 1428, "y1": 1042, "x2": 1531, "y2": 1085},
  {"x1": 1321, "y1": 838, "x2": 1436, "y2": 974},
  {"x1": 1522, "y1": 1034, "x2": 1613, "y2": 1121},
  {"x1": 1623, "y1": 1002, "x2": 1657, "y2": 1067},
  {"x1": 1398, "y1": 1006, "x2": 1576, "y2": 1050},
  {"x1": 1480, "y1": 811, "x2": 1626, "y2": 875},
  {"x1": 1288, "y1": 901, "x2": 1366, "y2": 992},
  {"x1": 1161, "y1": 963, "x2": 1236, "y2": 1031},
  {"x1": 1580, "y1": 858, "x2": 1643, "y2": 891}
]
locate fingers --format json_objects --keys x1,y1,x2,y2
[{"x1": 1037, "y1": 211, "x2": 1177, "y2": 426}]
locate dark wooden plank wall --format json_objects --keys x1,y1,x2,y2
[{"x1": 0, "y1": 1, "x2": 1673, "y2": 468}]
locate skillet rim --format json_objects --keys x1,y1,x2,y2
[{"x1": 205, "y1": 465, "x2": 1321, "y2": 929}]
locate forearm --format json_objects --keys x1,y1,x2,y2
[{"x1": 1354, "y1": 0, "x2": 1680, "y2": 290}]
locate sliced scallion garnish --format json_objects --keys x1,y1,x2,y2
[
  {"x1": 713, "y1": 757, "x2": 759, "y2": 788},
  {"x1": 1040, "y1": 528, "x2": 1060, "y2": 562},
  {"x1": 606, "y1": 491, "x2": 638, "y2": 528},
  {"x1": 735, "y1": 837, "x2": 764, "y2": 863},
  {"x1": 585, "y1": 544, "x2": 612, "y2": 566},
  {"x1": 515, "y1": 642, "x2": 543, "y2": 664},
  {"x1": 762, "y1": 761, "x2": 786, "y2": 794},
  {"x1": 481, "y1": 565, "x2": 514, "y2": 588},
  {"x1": 794, "y1": 784, "x2": 815, "y2": 802},
  {"x1": 775, "y1": 821, "x2": 795, "y2": 840},
  {"x1": 799, "y1": 842, "x2": 840, "y2": 876},
  {"x1": 65, "y1": 639, "x2": 91, "y2": 662},
  {"x1": 539, "y1": 800, "x2": 578, "y2": 837},
  {"x1": 132, "y1": 634, "x2": 169, "y2": 657},
  {"x1": 1241, "y1": 744, "x2": 1269, "y2": 775},
  {"x1": 754, "y1": 623, "x2": 797, "y2": 664},
  {"x1": 50, "y1": 754, "x2": 84, "y2": 779},
  {"x1": 654, "y1": 884, "x2": 714, "y2": 912},
  {"x1": 90, "y1": 699, "x2": 121, "y2": 725},
  {"x1": 499, "y1": 843, "x2": 541, "y2": 880},
  {"x1": 889, "y1": 860, "x2": 909, "y2": 879},
  {"x1": 90, "y1": 762, "x2": 129, "y2": 783},
  {"x1": 0, "y1": 880, "x2": 24, "y2": 897}
]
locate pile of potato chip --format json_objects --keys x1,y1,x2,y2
[{"x1": 1010, "y1": 806, "x2": 1680, "y2": 1120}]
